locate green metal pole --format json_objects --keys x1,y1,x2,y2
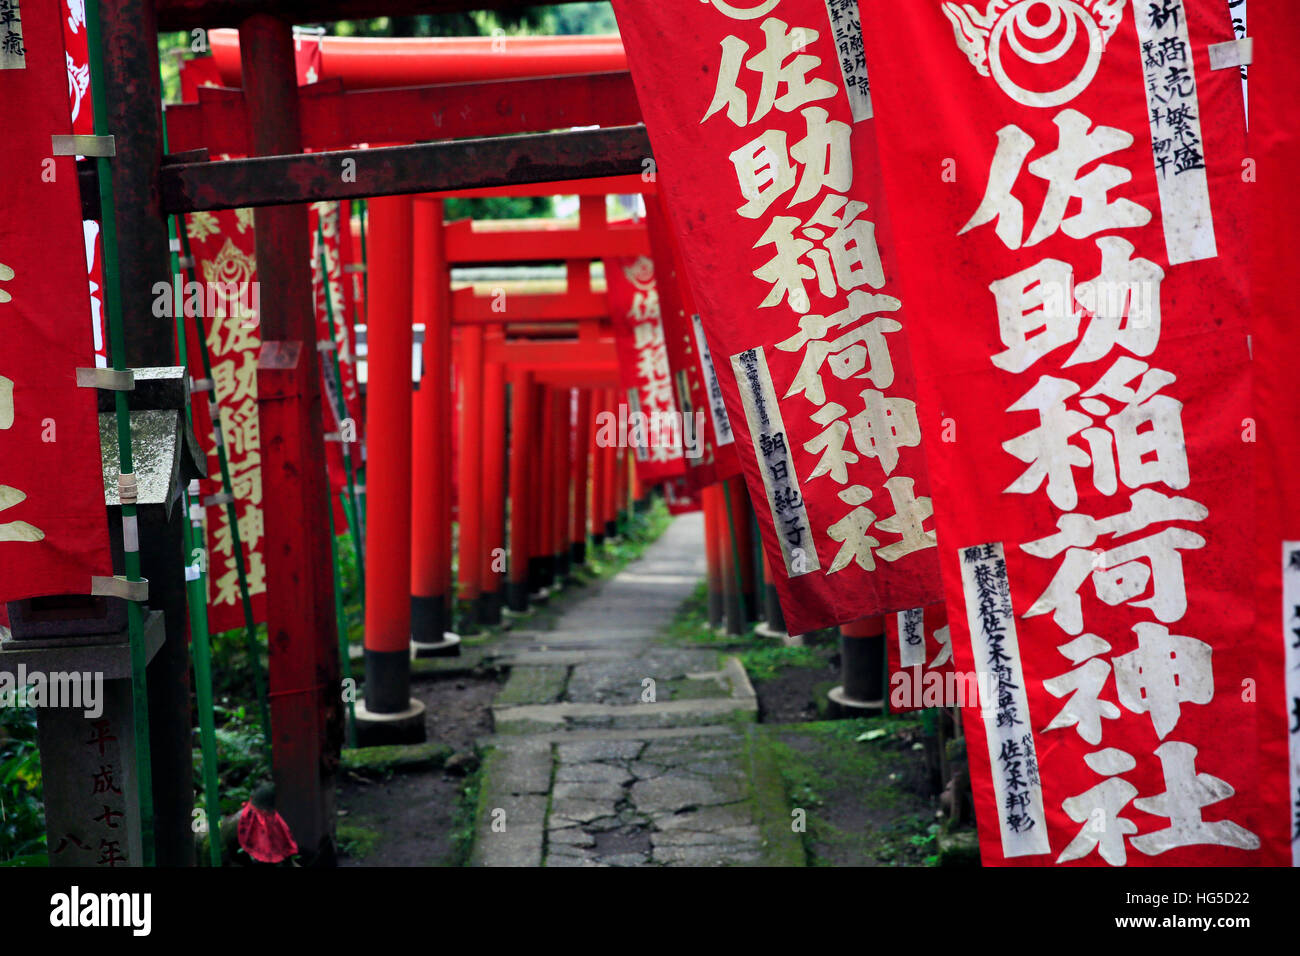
[
  {"x1": 175, "y1": 224, "x2": 272, "y2": 750},
  {"x1": 330, "y1": 500, "x2": 358, "y2": 748},
  {"x1": 183, "y1": 485, "x2": 224, "y2": 866},
  {"x1": 84, "y1": 0, "x2": 153, "y2": 866},
  {"x1": 167, "y1": 217, "x2": 223, "y2": 866}
]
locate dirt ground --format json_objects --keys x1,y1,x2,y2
[
  {"x1": 752, "y1": 659, "x2": 839, "y2": 724},
  {"x1": 336, "y1": 672, "x2": 499, "y2": 866}
]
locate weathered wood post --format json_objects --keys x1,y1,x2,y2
[{"x1": 240, "y1": 14, "x2": 343, "y2": 862}]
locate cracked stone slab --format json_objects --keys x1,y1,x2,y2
[
  {"x1": 564, "y1": 649, "x2": 727, "y2": 704},
  {"x1": 493, "y1": 696, "x2": 756, "y2": 735},
  {"x1": 549, "y1": 798, "x2": 616, "y2": 824},
  {"x1": 546, "y1": 853, "x2": 607, "y2": 867},
  {"x1": 548, "y1": 828, "x2": 596, "y2": 848},
  {"x1": 654, "y1": 845, "x2": 762, "y2": 866},
  {"x1": 650, "y1": 825, "x2": 762, "y2": 847},
  {"x1": 496, "y1": 665, "x2": 569, "y2": 707},
  {"x1": 478, "y1": 723, "x2": 737, "y2": 750},
  {"x1": 629, "y1": 774, "x2": 750, "y2": 815},
  {"x1": 554, "y1": 761, "x2": 635, "y2": 785},
  {"x1": 552, "y1": 781, "x2": 626, "y2": 803},
  {"x1": 652, "y1": 804, "x2": 755, "y2": 832},
  {"x1": 554, "y1": 738, "x2": 646, "y2": 764}
]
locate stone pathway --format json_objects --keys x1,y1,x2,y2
[{"x1": 471, "y1": 514, "x2": 799, "y2": 867}]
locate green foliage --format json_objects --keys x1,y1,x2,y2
[
  {"x1": 737, "y1": 645, "x2": 825, "y2": 683},
  {"x1": 447, "y1": 755, "x2": 484, "y2": 866},
  {"x1": 193, "y1": 701, "x2": 270, "y2": 821},
  {"x1": 0, "y1": 688, "x2": 46, "y2": 862},
  {"x1": 579, "y1": 496, "x2": 672, "y2": 579},
  {"x1": 445, "y1": 195, "x2": 553, "y2": 223},
  {"x1": 336, "y1": 822, "x2": 382, "y2": 860}
]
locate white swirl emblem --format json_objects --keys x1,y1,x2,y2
[
  {"x1": 942, "y1": 0, "x2": 1126, "y2": 108},
  {"x1": 707, "y1": 0, "x2": 781, "y2": 21}
]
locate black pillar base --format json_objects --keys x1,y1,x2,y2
[
  {"x1": 555, "y1": 551, "x2": 570, "y2": 582},
  {"x1": 506, "y1": 580, "x2": 530, "y2": 613},
  {"x1": 591, "y1": 532, "x2": 605, "y2": 548},
  {"x1": 707, "y1": 588, "x2": 723, "y2": 630},
  {"x1": 605, "y1": 519, "x2": 618, "y2": 539},
  {"x1": 410, "y1": 594, "x2": 448, "y2": 644},
  {"x1": 456, "y1": 599, "x2": 482, "y2": 636},
  {"x1": 570, "y1": 540, "x2": 586, "y2": 567},
  {"x1": 724, "y1": 590, "x2": 745, "y2": 636},
  {"x1": 840, "y1": 632, "x2": 885, "y2": 703},
  {"x1": 527, "y1": 556, "x2": 546, "y2": 593},
  {"x1": 764, "y1": 584, "x2": 786, "y2": 633},
  {"x1": 478, "y1": 589, "x2": 503, "y2": 627},
  {"x1": 363, "y1": 647, "x2": 411, "y2": 713}
]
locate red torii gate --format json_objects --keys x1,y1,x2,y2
[{"x1": 162, "y1": 32, "x2": 649, "y2": 857}]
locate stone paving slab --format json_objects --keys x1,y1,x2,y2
[
  {"x1": 492, "y1": 694, "x2": 756, "y2": 735},
  {"x1": 472, "y1": 514, "x2": 802, "y2": 868}
]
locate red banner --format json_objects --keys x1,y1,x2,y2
[
  {"x1": 59, "y1": 0, "x2": 107, "y2": 369},
  {"x1": 1248, "y1": 3, "x2": 1300, "y2": 866},
  {"x1": 662, "y1": 475, "x2": 703, "y2": 516},
  {"x1": 860, "y1": 0, "x2": 1269, "y2": 865},
  {"x1": 612, "y1": 0, "x2": 943, "y2": 636},
  {"x1": 603, "y1": 253, "x2": 689, "y2": 485},
  {"x1": 0, "y1": 0, "x2": 111, "y2": 601},
  {"x1": 183, "y1": 208, "x2": 267, "y2": 633},
  {"x1": 886, "y1": 604, "x2": 956, "y2": 713},
  {"x1": 645, "y1": 196, "x2": 741, "y2": 491},
  {"x1": 310, "y1": 200, "x2": 363, "y2": 528}
]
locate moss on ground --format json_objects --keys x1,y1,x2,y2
[
  {"x1": 660, "y1": 676, "x2": 731, "y2": 701},
  {"x1": 754, "y1": 717, "x2": 942, "y2": 866},
  {"x1": 340, "y1": 740, "x2": 454, "y2": 776},
  {"x1": 449, "y1": 752, "x2": 487, "y2": 867},
  {"x1": 336, "y1": 822, "x2": 382, "y2": 860},
  {"x1": 743, "y1": 725, "x2": 808, "y2": 866},
  {"x1": 496, "y1": 665, "x2": 569, "y2": 706}
]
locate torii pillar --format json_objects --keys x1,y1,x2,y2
[
  {"x1": 411, "y1": 198, "x2": 459, "y2": 656},
  {"x1": 356, "y1": 195, "x2": 426, "y2": 744}
]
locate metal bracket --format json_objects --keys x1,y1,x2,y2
[
  {"x1": 189, "y1": 376, "x2": 215, "y2": 393},
  {"x1": 91, "y1": 575, "x2": 149, "y2": 602},
  {"x1": 77, "y1": 367, "x2": 135, "y2": 391},
  {"x1": 203, "y1": 491, "x2": 235, "y2": 507},
  {"x1": 343, "y1": 263, "x2": 367, "y2": 274},
  {"x1": 316, "y1": 339, "x2": 337, "y2": 352},
  {"x1": 52, "y1": 134, "x2": 116, "y2": 157}
]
